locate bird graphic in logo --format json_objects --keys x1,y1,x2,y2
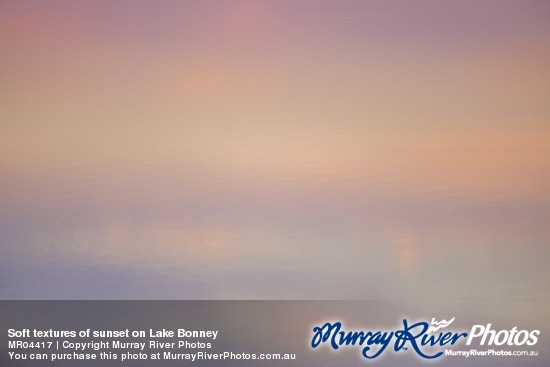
[{"x1": 427, "y1": 317, "x2": 456, "y2": 333}]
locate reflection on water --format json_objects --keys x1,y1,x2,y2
[
  {"x1": 1, "y1": 0, "x2": 549, "y2": 304},
  {"x1": 1, "y1": 183, "x2": 549, "y2": 301}
]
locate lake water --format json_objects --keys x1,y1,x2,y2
[{"x1": 0, "y1": 1, "x2": 548, "y2": 309}]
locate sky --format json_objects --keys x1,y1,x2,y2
[{"x1": 1, "y1": 0, "x2": 549, "y2": 303}]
